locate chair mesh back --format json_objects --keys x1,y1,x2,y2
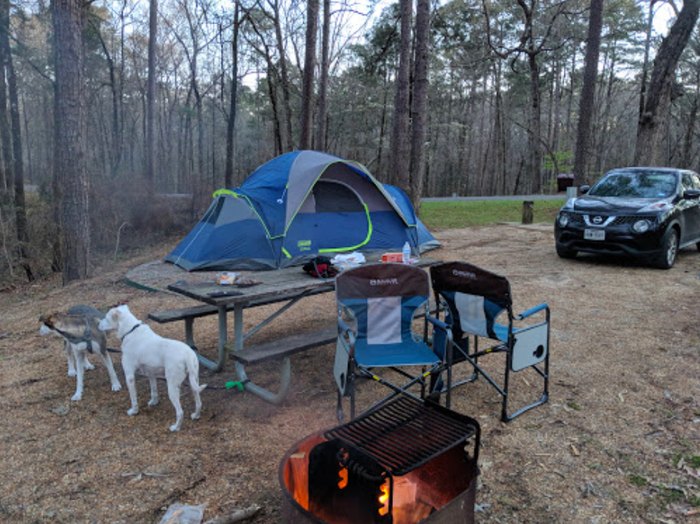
[
  {"x1": 431, "y1": 262, "x2": 512, "y2": 341},
  {"x1": 336, "y1": 264, "x2": 429, "y2": 346}
]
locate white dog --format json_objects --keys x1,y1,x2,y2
[
  {"x1": 39, "y1": 305, "x2": 122, "y2": 401},
  {"x1": 98, "y1": 304, "x2": 206, "y2": 431}
]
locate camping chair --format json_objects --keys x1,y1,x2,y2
[
  {"x1": 333, "y1": 263, "x2": 453, "y2": 421},
  {"x1": 430, "y1": 261, "x2": 550, "y2": 422}
]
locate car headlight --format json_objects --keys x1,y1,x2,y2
[
  {"x1": 558, "y1": 213, "x2": 569, "y2": 227},
  {"x1": 632, "y1": 219, "x2": 651, "y2": 233}
]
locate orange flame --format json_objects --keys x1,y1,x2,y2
[
  {"x1": 378, "y1": 478, "x2": 390, "y2": 516},
  {"x1": 337, "y1": 467, "x2": 348, "y2": 489}
]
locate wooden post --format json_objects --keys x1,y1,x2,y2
[{"x1": 522, "y1": 201, "x2": 534, "y2": 224}]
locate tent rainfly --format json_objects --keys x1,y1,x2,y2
[{"x1": 166, "y1": 150, "x2": 440, "y2": 271}]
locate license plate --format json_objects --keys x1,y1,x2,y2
[{"x1": 584, "y1": 228, "x2": 605, "y2": 241}]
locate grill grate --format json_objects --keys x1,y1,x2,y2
[{"x1": 325, "y1": 396, "x2": 478, "y2": 476}]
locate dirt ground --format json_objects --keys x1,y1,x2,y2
[{"x1": 1, "y1": 224, "x2": 698, "y2": 524}]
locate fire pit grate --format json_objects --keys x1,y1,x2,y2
[{"x1": 324, "y1": 396, "x2": 479, "y2": 476}]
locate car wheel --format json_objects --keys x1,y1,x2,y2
[
  {"x1": 653, "y1": 227, "x2": 678, "y2": 269},
  {"x1": 556, "y1": 243, "x2": 577, "y2": 259}
]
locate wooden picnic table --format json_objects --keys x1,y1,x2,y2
[
  {"x1": 160, "y1": 258, "x2": 439, "y2": 404},
  {"x1": 166, "y1": 266, "x2": 337, "y2": 404}
]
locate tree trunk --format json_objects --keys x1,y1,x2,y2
[
  {"x1": 314, "y1": 0, "x2": 330, "y2": 151},
  {"x1": 0, "y1": 0, "x2": 32, "y2": 279},
  {"x1": 53, "y1": 0, "x2": 90, "y2": 283},
  {"x1": 146, "y1": 0, "x2": 157, "y2": 190},
  {"x1": 526, "y1": 43, "x2": 543, "y2": 193},
  {"x1": 389, "y1": 0, "x2": 412, "y2": 188},
  {"x1": 299, "y1": 0, "x2": 318, "y2": 150},
  {"x1": 95, "y1": 28, "x2": 121, "y2": 177},
  {"x1": 681, "y1": 74, "x2": 698, "y2": 168},
  {"x1": 572, "y1": 0, "x2": 604, "y2": 186},
  {"x1": 408, "y1": 0, "x2": 430, "y2": 209},
  {"x1": 493, "y1": 59, "x2": 507, "y2": 195},
  {"x1": 635, "y1": 0, "x2": 700, "y2": 165},
  {"x1": 224, "y1": 0, "x2": 240, "y2": 188},
  {"x1": 638, "y1": 0, "x2": 657, "y2": 130},
  {"x1": 271, "y1": 0, "x2": 293, "y2": 151}
]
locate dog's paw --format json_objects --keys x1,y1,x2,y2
[
  {"x1": 148, "y1": 398, "x2": 159, "y2": 407},
  {"x1": 83, "y1": 361, "x2": 95, "y2": 371},
  {"x1": 127, "y1": 407, "x2": 139, "y2": 416},
  {"x1": 169, "y1": 423, "x2": 181, "y2": 432},
  {"x1": 191, "y1": 412, "x2": 201, "y2": 420},
  {"x1": 112, "y1": 383, "x2": 122, "y2": 392},
  {"x1": 67, "y1": 369, "x2": 77, "y2": 377},
  {"x1": 71, "y1": 392, "x2": 82, "y2": 401}
]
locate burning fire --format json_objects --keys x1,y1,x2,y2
[
  {"x1": 337, "y1": 467, "x2": 348, "y2": 489},
  {"x1": 378, "y1": 478, "x2": 390, "y2": 516}
]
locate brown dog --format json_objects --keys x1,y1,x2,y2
[{"x1": 39, "y1": 305, "x2": 122, "y2": 401}]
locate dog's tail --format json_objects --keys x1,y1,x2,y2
[{"x1": 186, "y1": 355, "x2": 207, "y2": 393}]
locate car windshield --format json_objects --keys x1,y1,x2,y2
[{"x1": 589, "y1": 172, "x2": 677, "y2": 198}]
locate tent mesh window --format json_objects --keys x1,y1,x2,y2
[{"x1": 313, "y1": 181, "x2": 363, "y2": 213}]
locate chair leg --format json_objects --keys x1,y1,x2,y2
[
  {"x1": 501, "y1": 356, "x2": 511, "y2": 422},
  {"x1": 336, "y1": 390, "x2": 344, "y2": 422},
  {"x1": 500, "y1": 351, "x2": 550, "y2": 422}
]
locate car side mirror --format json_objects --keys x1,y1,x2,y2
[
  {"x1": 579, "y1": 185, "x2": 590, "y2": 194},
  {"x1": 683, "y1": 189, "x2": 700, "y2": 199}
]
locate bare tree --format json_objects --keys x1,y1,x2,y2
[
  {"x1": 389, "y1": 0, "x2": 411, "y2": 188},
  {"x1": 483, "y1": 0, "x2": 569, "y2": 193},
  {"x1": 224, "y1": 0, "x2": 241, "y2": 188},
  {"x1": 0, "y1": 0, "x2": 32, "y2": 280},
  {"x1": 53, "y1": 0, "x2": 90, "y2": 282},
  {"x1": 299, "y1": 0, "x2": 318, "y2": 150},
  {"x1": 635, "y1": 0, "x2": 700, "y2": 165},
  {"x1": 269, "y1": 0, "x2": 293, "y2": 151},
  {"x1": 409, "y1": 0, "x2": 430, "y2": 207},
  {"x1": 314, "y1": 0, "x2": 330, "y2": 151},
  {"x1": 146, "y1": 0, "x2": 158, "y2": 190},
  {"x1": 572, "y1": 0, "x2": 604, "y2": 185}
]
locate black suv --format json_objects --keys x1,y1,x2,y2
[{"x1": 555, "y1": 167, "x2": 700, "y2": 269}]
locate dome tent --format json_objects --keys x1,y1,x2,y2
[{"x1": 166, "y1": 150, "x2": 439, "y2": 271}]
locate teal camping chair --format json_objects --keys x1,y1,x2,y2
[
  {"x1": 333, "y1": 263, "x2": 453, "y2": 421},
  {"x1": 430, "y1": 261, "x2": 550, "y2": 422}
]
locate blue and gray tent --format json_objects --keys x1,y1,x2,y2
[{"x1": 166, "y1": 150, "x2": 440, "y2": 271}]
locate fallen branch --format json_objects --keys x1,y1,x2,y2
[{"x1": 203, "y1": 505, "x2": 261, "y2": 524}]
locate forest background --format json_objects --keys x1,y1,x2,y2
[{"x1": 0, "y1": 0, "x2": 698, "y2": 285}]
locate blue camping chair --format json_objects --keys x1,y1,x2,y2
[
  {"x1": 333, "y1": 263, "x2": 453, "y2": 421},
  {"x1": 430, "y1": 261, "x2": 550, "y2": 422}
]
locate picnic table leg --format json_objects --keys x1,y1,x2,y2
[
  {"x1": 193, "y1": 305, "x2": 227, "y2": 372},
  {"x1": 232, "y1": 302, "x2": 292, "y2": 404}
]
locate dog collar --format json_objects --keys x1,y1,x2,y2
[{"x1": 120, "y1": 323, "x2": 143, "y2": 342}]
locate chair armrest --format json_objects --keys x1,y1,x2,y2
[
  {"x1": 425, "y1": 314, "x2": 449, "y2": 332},
  {"x1": 337, "y1": 317, "x2": 356, "y2": 351},
  {"x1": 516, "y1": 303, "x2": 549, "y2": 320},
  {"x1": 426, "y1": 315, "x2": 454, "y2": 363}
]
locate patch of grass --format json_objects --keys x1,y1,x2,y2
[
  {"x1": 658, "y1": 487, "x2": 684, "y2": 504},
  {"x1": 689, "y1": 455, "x2": 700, "y2": 468},
  {"x1": 566, "y1": 400, "x2": 582, "y2": 411},
  {"x1": 628, "y1": 474, "x2": 647, "y2": 487},
  {"x1": 419, "y1": 199, "x2": 566, "y2": 229}
]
